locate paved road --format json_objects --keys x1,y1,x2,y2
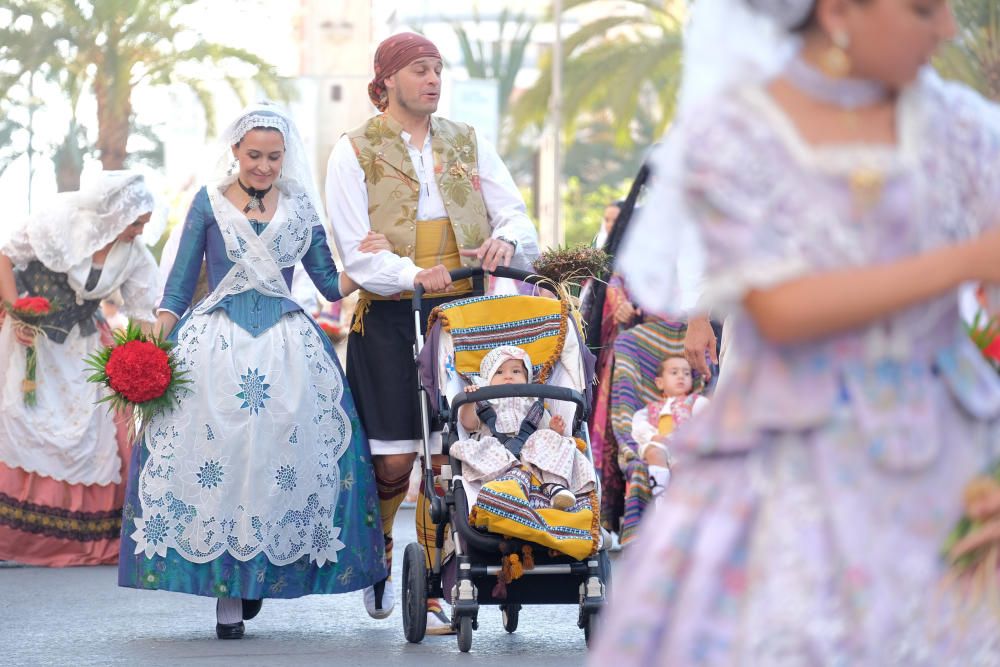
[{"x1": 1, "y1": 507, "x2": 601, "y2": 666}]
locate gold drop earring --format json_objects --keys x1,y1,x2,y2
[{"x1": 820, "y1": 30, "x2": 851, "y2": 79}]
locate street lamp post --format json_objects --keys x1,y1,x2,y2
[{"x1": 550, "y1": 0, "x2": 563, "y2": 248}]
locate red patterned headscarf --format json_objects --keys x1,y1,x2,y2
[{"x1": 368, "y1": 32, "x2": 442, "y2": 112}]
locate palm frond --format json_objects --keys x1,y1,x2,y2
[{"x1": 509, "y1": 1, "x2": 682, "y2": 149}]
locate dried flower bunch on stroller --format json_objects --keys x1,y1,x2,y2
[{"x1": 531, "y1": 244, "x2": 610, "y2": 288}]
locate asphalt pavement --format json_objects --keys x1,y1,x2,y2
[{"x1": 0, "y1": 507, "x2": 599, "y2": 667}]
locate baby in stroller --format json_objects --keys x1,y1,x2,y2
[{"x1": 450, "y1": 345, "x2": 596, "y2": 510}]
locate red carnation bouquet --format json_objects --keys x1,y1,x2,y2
[
  {"x1": 85, "y1": 321, "x2": 189, "y2": 434},
  {"x1": 3, "y1": 296, "x2": 55, "y2": 406}
]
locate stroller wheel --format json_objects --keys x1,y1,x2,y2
[
  {"x1": 402, "y1": 542, "x2": 428, "y2": 643},
  {"x1": 500, "y1": 604, "x2": 520, "y2": 633},
  {"x1": 457, "y1": 615, "x2": 473, "y2": 653}
]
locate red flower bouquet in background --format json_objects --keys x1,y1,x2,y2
[
  {"x1": 3, "y1": 296, "x2": 54, "y2": 407},
  {"x1": 315, "y1": 303, "x2": 346, "y2": 345},
  {"x1": 85, "y1": 322, "x2": 189, "y2": 433},
  {"x1": 967, "y1": 311, "x2": 1000, "y2": 369},
  {"x1": 318, "y1": 320, "x2": 344, "y2": 344},
  {"x1": 12, "y1": 297, "x2": 52, "y2": 316},
  {"x1": 943, "y1": 311, "x2": 1000, "y2": 598}
]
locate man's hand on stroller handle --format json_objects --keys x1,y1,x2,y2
[
  {"x1": 460, "y1": 238, "x2": 516, "y2": 272},
  {"x1": 414, "y1": 264, "x2": 453, "y2": 293}
]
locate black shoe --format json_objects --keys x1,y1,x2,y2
[
  {"x1": 242, "y1": 598, "x2": 263, "y2": 620},
  {"x1": 216, "y1": 621, "x2": 245, "y2": 639}
]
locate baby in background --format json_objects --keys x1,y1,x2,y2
[{"x1": 631, "y1": 354, "x2": 710, "y2": 497}]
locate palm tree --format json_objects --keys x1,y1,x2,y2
[
  {"x1": 1, "y1": 0, "x2": 288, "y2": 178},
  {"x1": 935, "y1": 0, "x2": 1000, "y2": 100},
  {"x1": 452, "y1": 7, "x2": 537, "y2": 123},
  {"x1": 510, "y1": 0, "x2": 684, "y2": 148},
  {"x1": 0, "y1": 116, "x2": 27, "y2": 181}
]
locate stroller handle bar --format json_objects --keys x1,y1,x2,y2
[
  {"x1": 449, "y1": 384, "x2": 588, "y2": 424},
  {"x1": 412, "y1": 266, "x2": 551, "y2": 313}
]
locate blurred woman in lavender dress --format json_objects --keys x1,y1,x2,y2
[{"x1": 596, "y1": 0, "x2": 1000, "y2": 663}]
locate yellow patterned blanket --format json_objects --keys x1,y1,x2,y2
[
  {"x1": 469, "y1": 467, "x2": 599, "y2": 561},
  {"x1": 428, "y1": 294, "x2": 569, "y2": 383}
]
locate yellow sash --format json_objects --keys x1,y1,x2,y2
[{"x1": 352, "y1": 218, "x2": 472, "y2": 334}]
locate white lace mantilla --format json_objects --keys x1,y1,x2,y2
[
  {"x1": 13, "y1": 171, "x2": 156, "y2": 273},
  {"x1": 228, "y1": 113, "x2": 289, "y2": 146},
  {"x1": 196, "y1": 177, "x2": 317, "y2": 315}
]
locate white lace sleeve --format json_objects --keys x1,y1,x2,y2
[
  {"x1": 1, "y1": 224, "x2": 35, "y2": 269},
  {"x1": 119, "y1": 246, "x2": 162, "y2": 323},
  {"x1": 683, "y1": 97, "x2": 813, "y2": 313},
  {"x1": 932, "y1": 76, "x2": 1000, "y2": 238}
]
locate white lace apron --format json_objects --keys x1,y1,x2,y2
[{"x1": 133, "y1": 179, "x2": 353, "y2": 566}]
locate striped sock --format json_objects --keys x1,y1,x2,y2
[
  {"x1": 375, "y1": 469, "x2": 410, "y2": 578},
  {"x1": 376, "y1": 469, "x2": 410, "y2": 538}
]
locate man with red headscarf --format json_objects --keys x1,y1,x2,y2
[{"x1": 325, "y1": 32, "x2": 539, "y2": 634}]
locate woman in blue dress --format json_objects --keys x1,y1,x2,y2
[{"x1": 118, "y1": 103, "x2": 388, "y2": 639}]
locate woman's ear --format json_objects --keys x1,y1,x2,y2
[{"x1": 814, "y1": 0, "x2": 852, "y2": 35}]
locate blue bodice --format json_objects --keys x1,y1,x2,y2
[{"x1": 160, "y1": 187, "x2": 342, "y2": 336}]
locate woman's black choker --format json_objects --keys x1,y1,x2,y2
[{"x1": 237, "y1": 178, "x2": 273, "y2": 214}]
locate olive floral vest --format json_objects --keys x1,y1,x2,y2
[{"x1": 346, "y1": 114, "x2": 492, "y2": 269}]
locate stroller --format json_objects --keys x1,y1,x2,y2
[{"x1": 403, "y1": 266, "x2": 611, "y2": 652}]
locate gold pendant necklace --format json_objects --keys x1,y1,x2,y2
[{"x1": 849, "y1": 166, "x2": 885, "y2": 211}]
